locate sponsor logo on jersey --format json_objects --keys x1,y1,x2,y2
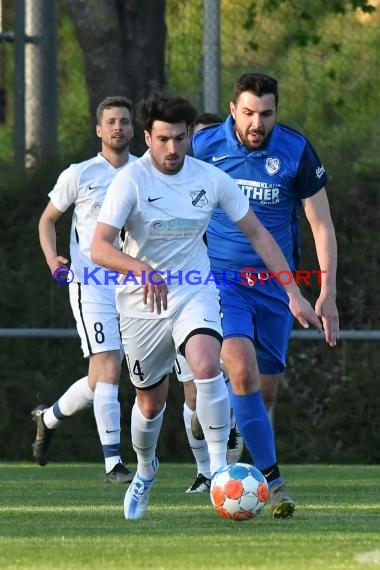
[
  {"x1": 151, "y1": 218, "x2": 204, "y2": 239},
  {"x1": 316, "y1": 165, "x2": 325, "y2": 179},
  {"x1": 211, "y1": 154, "x2": 229, "y2": 162},
  {"x1": 91, "y1": 202, "x2": 102, "y2": 212},
  {"x1": 191, "y1": 189, "x2": 208, "y2": 207},
  {"x1": 264, "y1": 156, "x2": 280, "y2": 175},
  {"x1": 148, "y1": 196, "x2": 163, "y2": 202},
  {"x1": 235, "y1": 178, "x2": 280, "y2": 204}
]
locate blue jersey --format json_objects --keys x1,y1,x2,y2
[{"x1": 192, "y1": 116, "x2": 328, "y2": 275}]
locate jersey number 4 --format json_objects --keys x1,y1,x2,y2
[
  {"x1": 125, "y1": 353, "x2": 145, "y2": 382},
  {"x1": 132, "y1": 359, "x2": 144, "y2": 381}
]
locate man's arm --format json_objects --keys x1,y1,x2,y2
[
  {"x1": 38, "y1": 201, "x2": 68, "y2": 274},
  {"x1": 236, "y1": 209, "x2": 322, "y2": 332},
  {"x1": 303, "y1": 188, "x2": 339, "y2": 346},
  {"x1": 92, "y1": 222, "x2": 168, "y2": 314}
]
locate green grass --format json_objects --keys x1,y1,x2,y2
[{"x1": 0, "y1": 463, "x2": 379, "y2": 569}]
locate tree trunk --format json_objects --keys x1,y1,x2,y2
[{"x1": 62, "y1": 0, "x2": 167, "y2": 154}]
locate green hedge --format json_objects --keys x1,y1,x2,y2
[
  {"x1": 0, "y1": 337, "x2": 379, "y2": 464},
  {"x1": 0, "y1": 150, "x2": 379, "y2": 465}
]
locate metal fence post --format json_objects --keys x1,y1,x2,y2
[
  {"x1": 25, "y1": 0, "x2": 57, "y2": 166},
  {"x1": 203, "y1": 0, "x2": 220, "y2": 114},
  {"x1": 14, "y1": 0, "x2": 25, "y2": 167}
]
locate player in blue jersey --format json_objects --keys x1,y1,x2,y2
[{"x1": 191, "y1": 73, "x2": 339, "y2": 517}]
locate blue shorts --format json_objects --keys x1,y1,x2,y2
[{"x1": 218, "y1": 279, "x2": 294, "y2": 375}]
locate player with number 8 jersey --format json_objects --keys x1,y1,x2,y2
[{"x1": 32, "y1": 97, "x2": 137, "y2": 484}]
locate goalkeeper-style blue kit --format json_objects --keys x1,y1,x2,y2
[{"x1": 192, "y1": 115, "x2": 328, "y2": 374}]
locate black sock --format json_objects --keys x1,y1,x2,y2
[{"x1": 260, "y1": 463, "x2": 280, "y2": 484}]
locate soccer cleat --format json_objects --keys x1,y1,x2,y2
[
  {"x1": 267, "y1": 481, "x2": 295, "y2": 518},
  {"x1": 186, "y1": 473, "x2": 211, "y2": 493},
  {"x1": 31, "y1": 404, "x2": 54, "y2": 466},
  {"x1": 190, "y1": 409, "x2": 204, "y2": 440},
  {"x1": 123, "y1": 458, "x2": 159, "y2": 520},
  {"x1": 226, "y1": 424, "x2": 244, "y2": 464},
  {"x1": 105, "y1": 462, "x2": 133, "y2": 484}
]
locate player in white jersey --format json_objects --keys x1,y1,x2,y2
[
  {"x1": 32, "y1": 96, "x2": 137, "y2": 484},
  {"x1": 91, "y1": 93, "x2": 322, "y2": 520}
]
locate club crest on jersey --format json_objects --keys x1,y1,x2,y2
[
  {"x1": 191, "y1": 188, "x2": 208, "y2": 207},
  {"x1": 265, "y1": 157, "x2": 280, "y2": 175}
]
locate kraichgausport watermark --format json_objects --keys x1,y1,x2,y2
[
  {"x1": 53, "y1": 267, "x2": 75, "y2": 285},
  {"x1": 52, "y1": 266, "x2": 327, "y2": 287}
]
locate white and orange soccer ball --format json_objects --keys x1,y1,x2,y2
[{"x1": 210, "y1": 462, "x2": 269, "y2": 521}]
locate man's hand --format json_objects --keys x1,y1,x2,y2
[
  {"x1": 315, "y1": 294, "x2": 339, "y2": 347},
  {"x1": 143, "y1": 271, "x2": 168, "y2": 314},
  {"x1": 48, "y1": 255, "x2": 69, "y2": 275},
  {"x1": 288, "y1": 291, "x2": 323, "y2": 332}
]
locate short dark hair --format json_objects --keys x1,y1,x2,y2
[
  {"x1": 194, "y1": 112, "x2": 222, "y2": 127},
  {"x1": 96, "y1": 96, "x2": 134, "y2": 124},
  {"x1": 231, "y1": 73, "x2": 278, "y2": 107},
  {"x1": 136, "y1": 93, "x2": 197, "y2": 133}
]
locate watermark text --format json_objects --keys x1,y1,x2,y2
[{"x1": 52, "y1": 266, "x2": 327, "y2": 287}]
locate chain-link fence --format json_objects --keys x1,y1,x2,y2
[
  {"x1": 167, "y1": 1, "x2": 380, "y2": 131},
  {"x1": 0, "y1": 0, "x2": 379, "y2": 162},
  {"x1": 0, "y1": 0, "x2": 89, "y2": 164}
]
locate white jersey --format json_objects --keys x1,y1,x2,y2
[
  {"x1": 49, "y1": 152, "x2": 138, "y2": 283},
  {"x1": 98, "y1": 150, "x2": 249, "y2": 318}
]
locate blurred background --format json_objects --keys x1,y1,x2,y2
[{"x1": 0, "y1": 0, "x2": 379, "y2": 464}]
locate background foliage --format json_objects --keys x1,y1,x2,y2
[{"x1": 0, "y1": 0, "x2": 379, "y2": 463}]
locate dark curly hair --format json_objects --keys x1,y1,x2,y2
[{"x1": 136, "y1": 93, "x2": 197, "y2": 133}]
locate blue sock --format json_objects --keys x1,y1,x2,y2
[{"x1": 230, "y1": 390, "x2": 277, "y2": 471}]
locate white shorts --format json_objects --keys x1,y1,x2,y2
[
  {"x1": 120, "y1": 288, "x2": 222, "y2": 388},
  {"x1": 69, "y1": 282, "x2": 122, "y2": 358},
  {"x1": 174, "y1": 353, "x2": 194, "y2": 383}
]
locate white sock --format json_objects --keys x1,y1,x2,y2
[
  {"x1": 183, "y1": 403, "x2": 210, "y2": 478},
  {"x1": 93, "y1": 382, "x2": 121, "y2": 473},
  {"x1": 194, "y1": 373, "x2": 230, "y2": 476},
  {"x1": 43, "y1": 376, "x2": 93, "y2": 429},
  {"x1": 132, "y1": 400, "x2": 165, "y2": 480}
]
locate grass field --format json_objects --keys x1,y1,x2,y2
[{"x1": 0, "y1": 463, "x2": 379, "y2": 570}]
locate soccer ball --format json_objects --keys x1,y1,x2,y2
[{"x1": 210, "y1": 462, "x2": 269, "y2": 521}]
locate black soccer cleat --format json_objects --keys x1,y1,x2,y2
[
  {"x1": 105, "y1": 462, "x2": 134, "y2": 484},
  {"x1": 31, "y1": 404, "x2": 54, "y2": 466},
  {"x1": 186, "y1": 473, "x2": 211, "y2": 493}
]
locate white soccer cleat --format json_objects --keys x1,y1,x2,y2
[{"x1": 123, "y1": 458, "x2": 159, "y2": 520}]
